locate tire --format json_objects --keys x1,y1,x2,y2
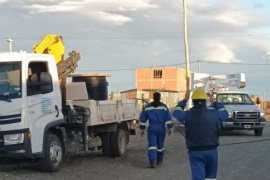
[
  {"x1": 110, "y1": 128, "x2": 127, "y2": 157},
  {"x1": 101, "y1": 132, "x2": 112, "y2": 156},
  {"x1": 254, "y1": 129, "x2": 263, "y2": 136},
  {"x1": 39, "y1": 134, "x2": 63, "y2": 172},
  {"x1": 219, "y1": 124, "x2": 225, "y2": 136}
]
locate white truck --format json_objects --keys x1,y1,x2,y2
[
  {"x1": 0, "y1": 35, "x2": 139, "y2": 172},
  {"x1": 191, "y1": 72, "x2": 266, "y2": 136}
]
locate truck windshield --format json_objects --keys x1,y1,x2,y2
[
  {"x1": 0, "y1": 62, "x2": 22, "y2": 101},
  {"x1": 217, "y1": 93, "x2": 254, "y2": 105}
]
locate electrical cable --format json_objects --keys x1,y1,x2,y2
[
  {"x1": 200, "y1": 60, "x2": 270, "y2": 66},
  {"x1": 76, "y1": 61, "x2": 198, "y2": 72},
  {"x1": 4, "y1": 33, "x2": 270, "y2": 40},
  {"x1": 173, "y1": 122, "x2": 270, "y2": 146},
  {"x1": 76, "y1": 60, "x2": 270, "y2": 72}
]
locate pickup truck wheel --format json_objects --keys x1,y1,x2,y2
[
  {"x1": 39, "y1": 134, "x2": 63, "y2": 172},
  {"x1": 110, "y1": 128, "x2": 127, "y2": 157},
  {"x1": 254, "y1": 129, "x2": 263, "y2": 136},
  {"x1": 219, "y1": 124, "x2": 225, "y2": 136},
  {"x1": 101, "y1": 132, "x2": 112, "y2": 156}
]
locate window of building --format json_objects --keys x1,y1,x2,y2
[{"x1": 153, "y1": 69, "x2": 162, "y2": 79}]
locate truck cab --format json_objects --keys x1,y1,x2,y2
[
  {"x1": 215, "y1": 91, "x2": 266, "y2": 136},
  {"x1": 0, "y1": 51, "x2": 63, "y2": 158}
]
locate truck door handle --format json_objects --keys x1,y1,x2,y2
[{"x1": 55, "y1": 105, "x2": 59, "y2": 117}]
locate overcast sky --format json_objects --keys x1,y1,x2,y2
[{"x1": 1, "y1": 0, "x2": 270, "y2": 99}]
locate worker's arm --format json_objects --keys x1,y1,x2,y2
[
  {"x1": 208, "y1": 94, "x2": 229, "y2": 121},
  {"x1": 139, "y1": 106, "x2": 149, "y2": 130},
  {"x1": 164, "y1": 105, "x2": 173, "y2": 129},
  {"x1": 213, "y1": 102, "x2": 229, "y2": 121},
  {"x1": 172, "y1": 90, "x2": 189, "y2": 124},
  {"x1": 172, "y1": 99, "x2": 187, "y2": 124}
]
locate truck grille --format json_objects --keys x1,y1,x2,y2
[{"x1": 232, "y1": 111, "x2": 260, "y2": 121}]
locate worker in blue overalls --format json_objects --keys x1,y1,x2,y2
[
  {"x1": 139, "y1": 92, "x2": 173, "y2": 168},
  {"x1": 172, "y1": 88, "x2": 228, "y2": 180}
]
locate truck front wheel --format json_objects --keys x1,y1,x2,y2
[
  {"x1": 39, "y1": 133, "x2": 63, "y2": 172},
  {"x1": 254, "y1": 129, "x2": 263, "y2": 136}
]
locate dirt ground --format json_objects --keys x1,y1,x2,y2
[{"x1": 1, "y1": 123, "x2": 270, "y2": 180}]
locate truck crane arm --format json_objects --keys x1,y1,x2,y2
[
  {"x1": 33, "y1": 34, "x2": 65, "y2": 64},
  {"x1": 33, "y1": 34, "x2": 81, "y2": 80},
  {"x1": 191, "y1": 72, "x2": 246, "y2": 93},
  {"x1": 57, "y1": 50, "x2": 81, "y2": 79}
]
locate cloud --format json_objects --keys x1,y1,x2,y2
[
  {"x1": 88, "y1": 11, "x2": 133, "y2": 26},
  {"x1": 5, "y1": 0, "x2": 158, "y2": 26},
  {"x1": 188, "y1": 0, "x2": 270, "y2": 31},
  {"x1": 153, "y1": 51, "x2": 161, "y2": 56},
  {"x1": 182, "y1": 0, "x2": 270, "y2": 65},
  {"x1": 262, "y1": 46, "x2": 270, "y2": 59},
  {"x1": 198, "y1": 40, "x2": 239, "y2": 63},
  {"x1": 213, "y1": 11, "x2": 249, "y2": 27},
  {"x1": 24, "y1": 3, "x2": 79, "y2": 13},
  {"x1": 0, "y1": 0, "x2": 6, "y2": 4}
]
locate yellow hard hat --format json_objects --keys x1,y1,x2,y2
[{"x1": 191, "y1": 88, "x2": 207, "y2": 100}]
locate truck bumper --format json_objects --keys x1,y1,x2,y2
[
  {"x1": 0, "y1": 129, "x2": 33, "y2": 161},
  {"x1": 222, "y1": 118, "x2": 266, "y2": 130}
]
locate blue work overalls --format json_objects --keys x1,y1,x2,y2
[
  {"x1": 139, "y1": 102, "x2": 173, "y2": 164},
  {"x1": 173, "y1": 100, "x2": 228, "y2": 180}
]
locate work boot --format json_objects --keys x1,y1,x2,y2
[
  {"x1": 150, "y1": 163, "x2": 156, "y2": 168},
  {"x1": 156, "y1": 161, "x2": 163, "y2": 165}
]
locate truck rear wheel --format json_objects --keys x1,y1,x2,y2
[
  {"x1": 39, "y1": 134, "x2": 63, "y2": 172},
  {"x1": 110, "y1": 128, "x2": 127, "y2": 157},
  {"x1": 254, "y1": 129, "x2": 263, "y2": 136},
  {"x1": 101, "y1": 132, "x2": 112, "y2": 156}
]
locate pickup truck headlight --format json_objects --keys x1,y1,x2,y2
[
  {"x1": 260, "y1": 112, "x2": 265, "y2": 117},
  {"x1": 228, "y1": 112, "x2": 233, "y2": 118},
  {"x1": 4, "y1": 133, "x2": 24, "y2": 145}
]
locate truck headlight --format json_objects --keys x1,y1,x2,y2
[
  {"x1": 228, "y1": 112, "x2": 232, "y2": 118},
  {"x1": 4, "y1": 133, "x2": 24, "y2": 145},
  {"x1": 260, "y1": 112, "x2": 265, "y2": 117}
]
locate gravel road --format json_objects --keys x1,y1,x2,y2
[{"x1": 1, "y1": 122, "x2": 270, "y2": 180}]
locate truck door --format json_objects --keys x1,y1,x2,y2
[{"x1": 26, "y1": 60, "x2": 58, "y2": 153}]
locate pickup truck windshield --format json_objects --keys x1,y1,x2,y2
[
  {"x1": 216, "y1": 93, "x2": 254, "y2": 105},
  {"x1": 0, "y1": 62, "x2": 22, "y2": 100}
]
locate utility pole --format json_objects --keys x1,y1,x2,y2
[
  {"x1": 6, "y1": 38, "x2": 13, "y2": 52},
  {"x1": 183, "y1": 0, "x2": 190, "y2": 90}
]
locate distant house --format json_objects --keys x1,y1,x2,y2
[
  {"x1": 114, "y1": 67, "x2": 189, "y2": 109},
  {"x1": 135, "y1": 67, "x2": 188, "y2": 92}
]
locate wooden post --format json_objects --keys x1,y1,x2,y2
[{"x1": 183, "y1": 0, "x2": 190, "y2": 90}]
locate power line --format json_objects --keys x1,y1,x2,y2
[
  {"x1": 200, "y1": 60, "x2": 270, "y2": 65},
  {"x1": 2, "y1": 33, "x2": 270, "y2": 40},
  {"x1": 245, "y1": 89, "x2": 270, "y2": 92},
  {"x1": 76, "y1": 60, "x2": 270, "y2": 72},
  {"x1": 76, "y1": 61, "x2": 198, "y2": 72}
]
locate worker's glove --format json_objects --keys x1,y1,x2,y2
[
  {"x1": 140, "y1": 130, "x2": 145, "y2": 137},
  {"x1": 168, "y1": 128, "x2": 173, "y2": 136}
]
